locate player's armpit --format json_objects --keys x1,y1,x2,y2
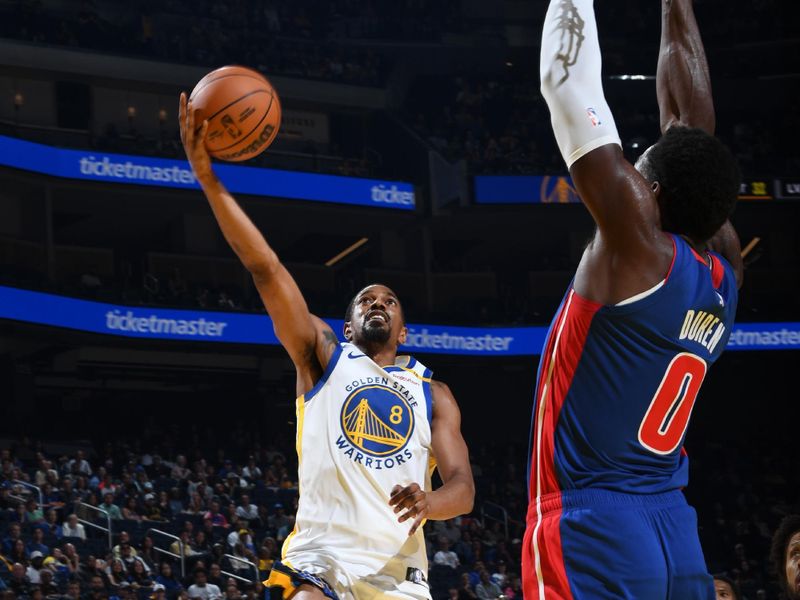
[{"x1": 426, "y1": 381, "x2": 475, "y2": 521}]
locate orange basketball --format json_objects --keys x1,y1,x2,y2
[{"x1": 189, "y1": 65, "x2": 281, "y2": 162}]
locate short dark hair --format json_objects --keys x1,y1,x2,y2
[
  {"x1": 712, "y1": 574, "x2": 741, "y2": 600},
  {"x1": 771, "y1": 514, "x2": 800, "y2": 597},
  {"x1": 641, "y1": 126, "x2": 740, "y2": 243}
]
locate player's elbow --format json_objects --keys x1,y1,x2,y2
[{"x1": 459, "y1": 477, "x2": 475, "y2": 516}]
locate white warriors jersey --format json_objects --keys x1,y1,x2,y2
[{"x1": 282, "y1": 341, "x2": 436, "y2": 595}]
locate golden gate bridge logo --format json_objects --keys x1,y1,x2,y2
[{"x1": 340, "y1": 385, "x2": 414, "y2": 457}]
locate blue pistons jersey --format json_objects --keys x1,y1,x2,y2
[
  {"x1": 528, "y1": 233, "x2": 738, "y2": 500},
  {"x1": 521, "y1": 234, "x2": 739, "y2": 600}
]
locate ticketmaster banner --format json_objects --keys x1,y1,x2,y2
[
  {"x1": 0, "y1": 286, "x2": 797, "y2": 355},
  {"x1": 0, "y1": 135, "x2": 415, "y2": 210}
]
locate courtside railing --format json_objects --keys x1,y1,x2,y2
[
  {"x1": 222, "y1": 554, "x2": 259, "y2": 585},
  {"x1": 481, "y1": 501, "x2": 509, "y2": 540},
  {"x1": 76, "y1": 502, "x2": 112, "y2": 550},
  {"x1": 147, "y1": 528, "x2": 186, "y2": 578}
]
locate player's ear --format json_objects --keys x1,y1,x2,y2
[
  {"x1": 343, "y1": 321, "x2": 353, "y2": 341},
  {"x1": 651, "y1": 181, "x2": 661, "y2": 197},
  {"x1": 397, "y1": 325, "x2": 408, "y2": 346}
]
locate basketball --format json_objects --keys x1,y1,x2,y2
[{"x1": 188, "y1": 65, "x2": 281, "y2": 162}]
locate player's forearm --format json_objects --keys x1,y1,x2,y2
[
  {"x1": 540, "y1": 0, "x2": 621, "y2": 168},
  {"x1": 657, "y1": 0, "x2": 714, "y2": 134},
  {"x1": 198, "y1": 174, "x2": 279, "y2": 278},
  {"x1": 426, "y1": 471, "x2": 474, "y2": 520}
]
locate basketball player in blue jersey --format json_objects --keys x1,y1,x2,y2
[
  {"x1": 178, "y1": 95, "x2": 474, "y2": 600},
  {"x1": 524, "y1": 0, "x2": 743, "y2": 598}
]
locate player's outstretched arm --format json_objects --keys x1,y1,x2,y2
[
  {"x1": 657, "y1": 0, "x2": 714, "y2": 134},
  {"x1": 179, "y1": 93, "x2": 337, "y2": 387},
  {"x1": 389, "y1": 381, "x2": 474, "y2": 535},
  {"x1": 539, "y1": 0, "x2": 660, "y2": 261},
  {"x1": 657, "y1": 0, "x2": 743, "y2": 287}
]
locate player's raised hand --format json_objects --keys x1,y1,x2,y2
[
  {"x1": 390, "y1": 483, "x2": 430, "y2": 536},
  {"x1": 179, "y1": 92, "x2": 213, "y2": 183}
]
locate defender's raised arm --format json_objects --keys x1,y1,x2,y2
[
  {"x1": 539, "y1": 0, "x2": 667, "y2": 304},
  {"x1": 179, "y1": 93, "x2": 336, "y2": 391},
  {"x1": 657, "y1": 0, "x2": 743, "y2": 286}
]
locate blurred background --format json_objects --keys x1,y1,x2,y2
[{"x1": 0, "y1": 1, "x2": 798, "y2": 599}]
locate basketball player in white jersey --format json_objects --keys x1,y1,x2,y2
[{"x1": 179, "y1": 93, "x2": 475, "y2": 600}]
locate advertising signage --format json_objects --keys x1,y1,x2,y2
[
  {"x1": 1, "y1": 286, "x2": 798, "y2": 355},
  {"x1": 0, "y1": 135, "x2": 415, "y2": 210}
]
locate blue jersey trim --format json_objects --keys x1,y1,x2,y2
[
  {"x1": 422, "y1": 367, "x2": 433, "y2": 423},
  {"x1": 304, "y1": 343, "x2": 343, "y2": 403}
]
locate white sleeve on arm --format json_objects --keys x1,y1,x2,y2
[{"x1": 540, "y1": 0, "x2": 621, "y2": 168}]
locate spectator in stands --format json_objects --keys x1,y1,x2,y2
[
  {"x1": 235, "y1": 495, "x2": 258, "y2": 527},
  {"x1": 207, "y1": 564, "x2": 223, "y2": 589},
  {"x1": 102, "y1": 492, "x2": 123, "y2": 520},
  {"x1": 25, "y1": 551, "x2": 44, "y2": 584},
  {"x1": 170, "y1": 531, "x2": 194, "y2": 560},
  {"x1": 87, "y1": 574, "x2": 107, "y2": 600},
  {"x1": 118, "y1": 542, "x2": 147, "y2": 574},
  {"x1": 203, "y1": 501, "x2": 228, "y2": 529},
  {"x1": 66, "y1": 580, "x2": 82, "y2": 600},
  {"x1": 62, "y1": 514, "x2": 87, "y2": 540},
  {"x1": 25, "y1": 498, "x2": 44, "y2": 523},
  {"x1": 142, "y1": 493, "x2": 166, "y2": 521},
  {"x1": 187, "y1": 569, "x2": 221, "y2": 600},
  {"x1": 67, "y1": 451, "x2": 92, "y2": 476},
  {"x1": 9, "y1": 539, "x2": 28, "y2": 564},
  {"x1": 155, "y1": 562, "x2": 183, "y2": 597},
  {"x1": 139, "y1": 537, "x2": 158, "y2": 572},
  {"x1": 8, "y1": 563, "x2": 31, "y2": 597},
  {"x1": 456, "y1": 572, "x2": 477, "y2": 599},
  {"x1": 771, "y1": 514, "x2": 800, "y2": 600},
  {"x1": 113, "y1": 532, "x2": 137, "y2": 558},
  {"x1": 434, "y1": 537, "x2": 460, "y2": 571},
  {"x1": 153, "y1": 583, "x2": 168, "y2": 600},
  {"x1": 171, "y1": 456, "x2": 191, "y2": 481},
  {"x1": 122, "y1": 497, "x2": 143, "y2": 521},
  {"x1": 503, "y1": 574, "x2": 522, "y2": 598},
  {"x1": 25, "y1": 527, "x2": 49, "y2": 557},
  {"x1": 1, "y1": 524, "x2": 21, "y2": 555},
  {"x1": 106, "y1": 558, "x2": 128, "y2": 590},
  {"x1": 241, "y1": 458, "x2": 261, "y2": 483},
  {"x1": 474, "y1": 569, "x2": 502, "y2": 599},
  {"x1": 128, "y1": 558, "x2": 153, "y2": 591},
  {"x1": 38, "y1": 566, "x2": 60, "y2": 596},
  {"x1": 63, "y1": 542, "x2": 81, "y2": 574},
  {"x1": 713, "y1": 574, "x2": 741, "y2": 599},
  {"x1": 42, "y1": 509, "x2": 63, "y2": 538}
]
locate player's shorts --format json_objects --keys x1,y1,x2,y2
[
  {"x1": 522, "y1": 488, "x2": 715, "y2": 600},
  {"x1": 264, "y1": 559, "x2": 431, "y2": 600}
]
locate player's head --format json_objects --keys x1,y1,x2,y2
[
  {"x1": 712, "y1": 574, "x2": 741, "y2": 600},
  {"x1": 771, "y1": 514, "x2": 800, "y2": 599},
  {"x1": 344, "y1": 284, "x2": 407, "y2": 348},
  {"x1": 635, "y1": 126, "x2": 740, "y2": 244}
]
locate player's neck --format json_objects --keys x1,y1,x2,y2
[{"x1": 353, "y1": 341, "x2": 397, "y2": 367}]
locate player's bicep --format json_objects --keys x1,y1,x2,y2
[
  {"x1": 430, "y1": 382, "x2": 472, "y2": 485},
  {"x1": 569, "y1": 144, "x2": 661, "y2": 253}
]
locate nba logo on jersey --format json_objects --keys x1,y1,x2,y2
[
  {"x1": 337, "y1": 384, "x2": 415, "y2": 467},
  {"x1": 586, "y1": 107, "x2": 602, "y2": 127}
]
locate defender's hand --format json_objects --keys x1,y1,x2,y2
[
  {"x1": 389, "y1": 483, "x2": 430, "y2": 536},
  {"x1": 179, "y1": 92, "x2": 214, "y2": 183}
]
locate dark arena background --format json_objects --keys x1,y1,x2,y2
[{"x1": 0, "y1": 1, "x2": 798, "y2": 599}]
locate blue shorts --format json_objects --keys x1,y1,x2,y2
[{"x1": 522, "y1": 489, "x2": 715, "y2": 600}]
